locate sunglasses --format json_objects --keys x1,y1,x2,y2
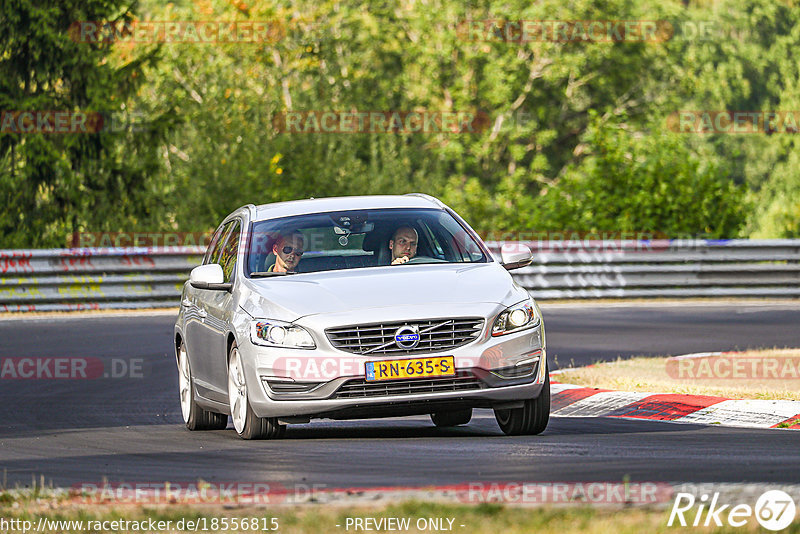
[{"x1": 281, "y1": 246, "x2": 304, "y2": 256}]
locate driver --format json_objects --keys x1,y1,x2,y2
[
  {"x1": 268, "y1": 231, "x2": 305, "y2": 272},
  {"x1": 389, "y1": 226, "x2": 418, "y2": 265}
]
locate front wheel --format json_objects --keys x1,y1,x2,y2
[
  {"x1": 494, "y1": 370, "x2": 550, "y2": 436},
  {"x1": 227, "y1": 343, "x2": 285, "y2": 440},
  {"x1": 177, "y1": 341, "x2": 227, "y2": 430}
]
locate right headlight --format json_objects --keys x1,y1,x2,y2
[
  {"x1": 492, "y1": 297, "x2": 541, "y2": 336},
  {"x1": 250, "y1": 319, "x2": 315, "y2": 349}
]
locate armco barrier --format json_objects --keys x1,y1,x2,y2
[
  {"x1": 487, "y1": 238, "x2": 800, "y2": 299},
  {"x1": 0, "y1": 247, "x2": 205, "y2": 312},
  {"x1": 0, "y1": 240, "x2": 798, "y2": 312}
]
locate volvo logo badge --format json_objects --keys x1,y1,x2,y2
[{"x1": 394, "y1": 325, "x2": 420, "y2": 349}]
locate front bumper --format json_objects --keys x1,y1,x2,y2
[{"x1": 237, "y1": 310, "x2": 547, "y2": 419}]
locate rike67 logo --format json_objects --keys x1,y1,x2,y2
[{"x1": 668, "y1": 490, "x2": 796, "y2": 531}]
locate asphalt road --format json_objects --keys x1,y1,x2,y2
[{"x1": 1, "y1": 303, "x2": 798, "y2": 488}]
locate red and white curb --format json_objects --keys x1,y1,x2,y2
[{"x1": 549, "y1": 355, "x2": 800, "y2": 430}]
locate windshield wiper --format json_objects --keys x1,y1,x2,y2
[{"x1": 250, "y1": 271, "x2": 297, "y2": 277}]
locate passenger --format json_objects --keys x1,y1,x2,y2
[
  {"x1": 389, "y1": 226, "x2": 418, "y2": 265},
  {"x1": 269, "y1": 231, "x2": 305, "y2": 272}
]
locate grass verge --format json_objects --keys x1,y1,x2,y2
[
  {"x1": 3, "y1": 497, "x2": 798, "y2": 533},
  {"x1": 554, "y1": 348, "x2": 800, "y2": 400}
]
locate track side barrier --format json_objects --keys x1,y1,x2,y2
[{"x1": 0, "y1": 240, "x2": 798, "y2": 312}]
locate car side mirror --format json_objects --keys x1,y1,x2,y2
[
  {"x1": 190, "y1": 264, "x2": 231, "y2": 291},
  {"x1": 500, "y1": 243, "x2": 533, "y2": 271}
]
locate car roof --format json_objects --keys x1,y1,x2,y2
[{"x1": 250, "y1": 194, "x2": 445, "y2": 221}]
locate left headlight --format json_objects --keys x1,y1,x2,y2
[
  {"x1": 492, "y1": 296, "x2": 541, "y2": 336},
  {"x1": 250, "y1": 319, "x2": 316, "y2": 349}
]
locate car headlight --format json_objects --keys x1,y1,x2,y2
[
  {"x1": 492, "y1": 297, "x2": 541, "y2": 336},
  {"x1": 250, "y1": 320, "x2": 315, "y2": 349}
]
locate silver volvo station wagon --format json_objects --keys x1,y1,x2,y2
[{"x1": 173, "y1": 194, "x2": 549, "y2": 439}]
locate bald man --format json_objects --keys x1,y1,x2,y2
[{"x1": 389, "y1": 226, "x2": 418, "y2": 265}]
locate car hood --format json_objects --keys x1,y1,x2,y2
[{"x1": 239, "y1": 263, "x2": 523, "y2": 321}]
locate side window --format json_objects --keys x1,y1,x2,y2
[
  {"x1": 203, "y1": 225, "x2": 225, "y2": 264},
  {"x1": 219, "y1": 221, "x2": 241, "y2": 283},
  {"x1": 418, "y1": 220, "x2": 445, "y2": 259},
  {"x1": 205, "y1": 221, "x2": 234, "y2": 265}
]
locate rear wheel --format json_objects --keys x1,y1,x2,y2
[
  {"x1": 177, "y1": 341, "x2": 227, "y2": 430},
  {"x1": 228, "y1": 343, "x2": 285, "y2": 440},
  {"x1": 431, "y1": 409, "x2": 472, "y2": 427},
  {"x1": 494, "y1": 370, "x2": 550, "y2": 436}
]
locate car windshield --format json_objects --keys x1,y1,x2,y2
[{"x1": 245, "y1": 208, "x2": 489, "y2": 276}]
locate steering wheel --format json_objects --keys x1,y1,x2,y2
[{"x1": 404, "y1": 255, "x2": 447, "y2": 264}]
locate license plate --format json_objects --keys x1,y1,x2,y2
[{"x1": 365, "y1": 356, "x2": 455, "y2": 382}]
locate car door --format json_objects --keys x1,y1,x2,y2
[
  {"x1": 202, "y1": 219, "x2": 241, "y2": 397},
  {"x1": 186, "y1": 220, "x2": 234, "y2": 400}
]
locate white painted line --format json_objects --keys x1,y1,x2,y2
[
  {"x1": 539, "y1": 300, "x2": 800, "y2": 310},
  {"x1": 0, "y1": 309, "x2": 179, "y2": 321},
  {"x1": 552, "y1": 391, "x2": 650, "y2": 417},
  {"x1": 550, "y1": 383, "x2": 585, "y2": 393},
  {"x1": 667, "y1": 352, "x2": 724, "y2": 360},
  {"x1": 675, "y1": 399, "x2": 800, "y2": 428}
]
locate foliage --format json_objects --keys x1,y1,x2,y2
[
  {"x1": 0, "y1": 0, "x2": 178, "y2": 247},
  {"x1": 1, "y1": 0, "x2": 799, "y2": 246}
]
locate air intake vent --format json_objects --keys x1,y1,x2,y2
[{"x1": 333, "y1": 372, "x2": 482, "y2": 399}]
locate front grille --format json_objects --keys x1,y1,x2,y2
[
  {"x1": 326, "y1": 318, "x2": 484, "y2": 355},
  {"x1": 333, "y1": 371, "x2": 483, "y2": 399}
]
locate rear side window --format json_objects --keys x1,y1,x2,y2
[
  {"x1": 205, "y1": 221, "x2": 234, "y2": 265},
  {"x1": 219, "y1": 221, "x2": 241, "y2": 283}
]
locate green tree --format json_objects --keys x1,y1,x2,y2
[
  {"x1": 529, "y1": 115, "x2": 746, "y2": 238},
  {"x1": 0, "y1": 0, "x2": 173, "y2": 247}
]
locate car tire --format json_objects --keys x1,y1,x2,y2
[
  {"x1": 493, "y1": 368, "x2": 550, "y2": 436},
  {"x1": 228, "y1": 342, "x2": 285, "y2": 440},
  {"x1": 178, "y1": 341, "x2": 228, "y2": 431},
  {"x1": 430, "y1": 409, "x2": 472, "y2": 427}
]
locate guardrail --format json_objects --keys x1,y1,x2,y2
[
  {"x1": 1, "y1": 239, "x2": 798, "y2": 312},
  {"x1": 0, "y1": 247, "x2": 205, "y2": 312},
  {"x1": 490, "y1": 239, "x2": 800, "y2": 299}
]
